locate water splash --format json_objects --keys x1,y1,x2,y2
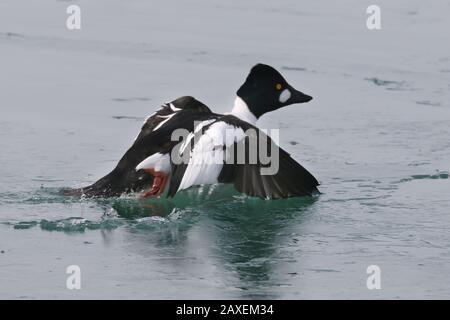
[
  {"x1": 6, "y1": 217, "x2": 125, "y2": 232},
  {"x1": 1, "y1": 184, "x2": 318, "y2": 233}
]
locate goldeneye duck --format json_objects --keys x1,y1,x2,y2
[
  {"x1": 64, "y1": 63, "x2": 318, "y2": 199},
  {"x1": 137, "y1": 63, "x2": 319, "y2": 199}
]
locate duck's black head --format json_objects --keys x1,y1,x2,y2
[{"x1": 236, "y1": 64, "x2": 313, "y2": 119}]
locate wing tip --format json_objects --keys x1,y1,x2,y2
[{"x1": 170, "y1": 96, "x2": 212, "y2": 113}]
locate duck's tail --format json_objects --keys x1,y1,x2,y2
[{"x1": 60, "y1": 169, "x2": 153, "y2": 198}]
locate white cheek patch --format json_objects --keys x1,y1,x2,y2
[{"x1": 279, "y1": 89, "x2": 291, "y2": 103}]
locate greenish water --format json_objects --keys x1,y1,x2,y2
[{"x1": 1, "y1": 170, "x2": 450, "y2": 299}]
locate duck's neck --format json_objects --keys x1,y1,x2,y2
[{"x1": 229, "y1": 96, "x2": 258, "y2": 125}]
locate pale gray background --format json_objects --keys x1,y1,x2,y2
[{"x1": 0, "y1": 0, "x2": 449, "y2": 299}]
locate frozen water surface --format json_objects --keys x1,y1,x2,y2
[{"x1": 1, "y1": 0, "x2": 450, "y2": 299}]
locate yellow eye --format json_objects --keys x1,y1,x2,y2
[{"x1": 275, "y1": 83, "x2": 282, "y2": 90}]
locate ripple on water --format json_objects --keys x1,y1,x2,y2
[
  {"x1": 365, "y1": 77, "x2": 414, "y2": 91},
  {"x1": 1, "y1": 184, "x2": 319, "y2": 234},
  {"x1": 399, "y1": 170, "x2": 449, "y2": 183},
  {"x1": 40, "y1": 217, "x2": 125, "y2": 232},
  {"x1": 0, "y1": 187, "x2": 84, "y2": 205},
  {"x1": 6, "y1": 217, "x2": 125, "y2": 232},
  {"x1": 415, "y1": 100, "x2": 442, "y2": 107}
]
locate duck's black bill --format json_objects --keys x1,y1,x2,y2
[{"x1": 290, "y1": 87, "x2": 313, "y2": 104}]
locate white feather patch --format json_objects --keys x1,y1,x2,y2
[
  {"x1": 136, "y1": 153, "x2": 171, "y2": 173},
  {"x1": 229, "y1": 96, "x2": 257, "y2": 124},
  {"x1": 177, "y1": 121, "x2": 245, "y2": 192},
  {"x1": 279, "y1": 89, "x2": 291, "y2": 103},
  {"x1": 152, "y1": 113, "x2": 176, "y2": 132},
  {"x1": 179, "y1": 119, "x2": 216, "y2": 155},
  {"x1": 169, "y1": 103, "x2": 181, "y2": 112}
]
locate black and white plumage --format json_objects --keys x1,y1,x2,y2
[
  {"x1": 163, "y1": 64, "x2": 319, "y2": 199},
  {"x1": 62, "y1": 96, "x2": 213, "y2": 197},
  {"x1": 167, "y1": 114, "x2": 319, "y2": 199},
  {"x1": 64, "y1": 63, "x2": 319, "y2": 199}
]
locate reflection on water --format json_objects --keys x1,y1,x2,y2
[
  {"x1": 2, "y1": 184, "x2": 318, "y2": 298},
  {"x1": 204, "y1": 197, "x2": 316, "y2": 296},
  {"x1": 106, "y1": 185, "x2": 317, "y2": 298}
]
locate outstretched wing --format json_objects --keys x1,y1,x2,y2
[
  {"x1": 63, "y1": 96, "x2": 213, "y2": 197},
  {"x1": 114, "y1": 96, "x2": 213, "y2": 173},
  {"x1": 167, "y1": 118, "x2": 234, "y2": 196},
  {"x1": 168, "y1": 115, "x2": 319, "y2": 199}
]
